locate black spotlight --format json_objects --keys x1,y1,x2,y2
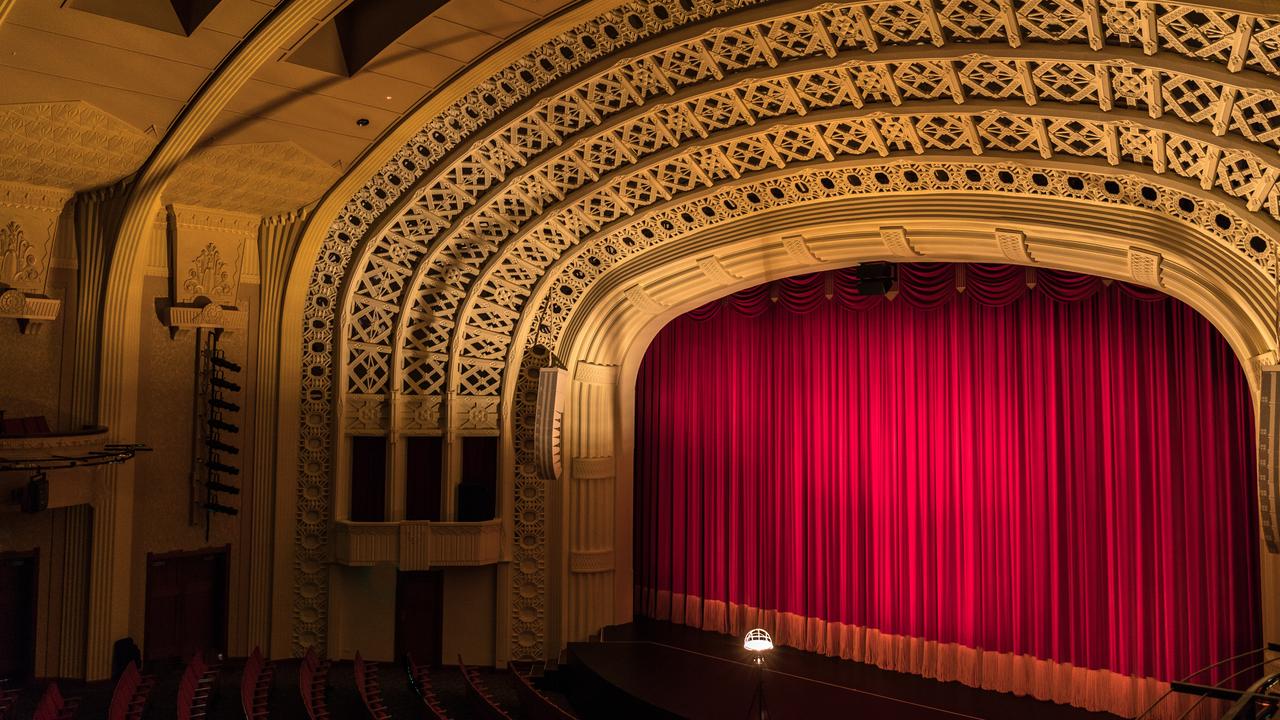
[
  {"x1": 202, "y1": 501, "x2": 238, "y2": 516},
  {"x1": 207, "y1": 438, "x2": 239, "y2": 455},
  {"x1": 208, "y1": 418, "x2": 239, "y2": 433},
  {"x1": 206, "y1": 460, "x2": 240, "y2": 475},
  {"x1": 854, "y1": 262, "x2": 896, "y2": 295},
  {"x1": 210, "y1": 397, "x2": 240, "y2": 412},
  {"x1": 205, "y1": 481, "x2": 241, "y2": 495}
]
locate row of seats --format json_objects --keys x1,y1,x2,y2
[
  {"x1": 459, "y1": 655, "x2": 514, "y2": 720},
  {"x1": 0, "y1": 682, "x2": 17, "y2": 720},
  {"x1": 353, "y1": 652, "x2": 389, "y2": 720},
  {"x1": 176, "y1": 651, "x2": 220, "y2": 720},
  {"x1": 107, "y1": 661, "x2": 154, "y2": 720},
  {"x1": 510, "y1": 662, "x2": 579, "y2": 720},
  {"x1": 404, "y1": 653, "x2": 451, "y2": 720},
  {"x1": 240, "y1": 646, "x2": 273, "y2": 719},
  {"x1": 32, "y1": 683, "x2": 78, "y2": 720},
  {"x1": 300, "y1": 647, "x2": 330, "y2": 720},
  {"x1": 10, "y1": 650, "x2": 570, "y2": 720}
]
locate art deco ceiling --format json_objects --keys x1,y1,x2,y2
[{"x1": 0, "y1": 0, "x2": 579, "y2": 212}]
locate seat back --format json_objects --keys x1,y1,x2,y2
[
  {"x1": 459, "y1": 655, "x2": 513, "y2": 720},
  {"x1": 108, "y1": 661, "x2": 140, "y2": 720},
  {"x1": 510, "y1": 663, "x2": 578, "y2": 720}
]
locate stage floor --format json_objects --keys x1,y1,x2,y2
[{"x1": 566, "y1": 618, "x2": 1125, "y2": 720}]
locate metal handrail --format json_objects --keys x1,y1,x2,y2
[{"x1": 1137, "y1": 646, "x2": 1280, "y2": 720}]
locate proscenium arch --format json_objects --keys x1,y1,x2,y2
[
  {"x1": 290, "y1": 0, "x2": 1280, "y2": 663},
  {"x1": 537, "y1": 199, "x2": 1274, "y2": 717},
  {"x1": 499, "y1": 157, "x2": 1280, "y2": 665}
]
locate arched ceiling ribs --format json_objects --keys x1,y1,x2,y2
[
  {"x1": 330, "y1": 0, "x2": 1280, "y2": 403},
  {"x1": 424, "y1": 105, "x2": 1280, "y2": 398},
  {"x1": 333, "y1": 0, "x2": 1280, "y2": 397},
  {"x1": 357, "y1": 43, "x2": 1280, "y2": 395}
]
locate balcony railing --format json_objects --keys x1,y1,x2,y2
[{"x1": 333, "y1": 518, "x2": 504, "y2": 569}]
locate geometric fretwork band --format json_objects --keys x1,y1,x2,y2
[{"x1": 1259, "y1": 366, "x2": 1280, "y2": 553}]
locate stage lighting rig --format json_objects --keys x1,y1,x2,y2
[{"x1": 191, "y1": 330, "x2": 242, "y2": 538}]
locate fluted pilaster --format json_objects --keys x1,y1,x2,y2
[{"x1": 247, "y1": 211, "x2": 304, "y2": 652}]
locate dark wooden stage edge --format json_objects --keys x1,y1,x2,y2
[{"x1": 565, "y1": 619, "x2": 1126, "y2": 720}]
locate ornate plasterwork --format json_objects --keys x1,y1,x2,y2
[
  {"x1": 0, "y1": 222, "x2": 40, "y2": 288},
  {"x1": 696, "y1": 255, "x2": 740, "y2": 285},
  {"x1": 622, "y1": 284, "x2": 669, "y2": 315},
  {"x1": 782, "y1": 233, "x2": 822, "y2": 264},
  {"x1": 167, "y1": 205, "x2": 256, "y2": 306},
  {"x1": 301, "y1": 0, "x2": 1280, "y2": 660},
  {"x1": 294, "y1": 0, "x2": 768, "y2": 653},
  {"x1": 165, "y1": 142, "x2": 340, "y2": 216},
  {"x1": 1129, "y1": 246, "x2": 1165, "y2": 285},
  {"x1": 0, "y1": 181, "x2": 74, "y2": 298},
  {"x1": 524, "y1": 161, "x2": 1276, "y2": 355},
  {"x1": 396, "y1": 396, "x2": 443, "y2": 433},
  {"x1": 996, "y1": 228, "x2": 1034, "y2": 262},
  {"x1": 880, "y1": 226, "x2": 917, "y2": 256},
  {"x1": 0, "y1": 101, "x2": 153, "y2": 191}
]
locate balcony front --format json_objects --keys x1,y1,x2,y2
[{"x1": 332, "y1": 518, "x2": 504, "y2": 570}]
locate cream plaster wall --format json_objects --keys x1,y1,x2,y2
[
  {"x1": 443, "y1": 566, "x2": 497, "y2": 667},
  {"x1": 127, "y1": 274, "x2": 256, "y2": 656},
  {"x1": 329, "y1": 564, "x2": 397, "y2": 662},
  {"x1": 0, "y1": 265, "x2": 75, "y2": 425}
]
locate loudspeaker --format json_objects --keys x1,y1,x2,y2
[
  {"x1": 457, "y1": 483, "x2": 495, "y2": 522},
  {"x1": 855, "y1": 262, "x2": 896, "y2": 296},
  {"x1": 1259, "y1": 366, "x2": 1280, "y2": 553}
]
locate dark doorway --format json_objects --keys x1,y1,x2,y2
[
  {"x1": 395, "y1": 570, "x2": 443, "y2": 665},
  {"x1": 0, "y1": 551, "x2": 38, "y2": 679},
  {"x1": 405, "y1": 435, "x2": 443, "y2": 521},
  {"x1": 144, "y1": 547, "x2": 228, "y2": 661},
  {"x1": 458, "y1": 436, "x2": 498, "y2": 521},
  {"x1": 350, "y1": 435, "x2": 388, "y2": 521}
]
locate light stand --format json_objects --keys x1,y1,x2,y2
[{"x1": 743, "y1": 628, "x2": 773, "y2": 720}]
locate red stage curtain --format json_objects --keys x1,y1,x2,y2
[{"x1": 635, "y1": 264, "x2": 1260, "y2": 717}]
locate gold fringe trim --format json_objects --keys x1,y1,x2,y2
[{"x1": 639, "y1": 588, "x2": 1219, "y2": 719}]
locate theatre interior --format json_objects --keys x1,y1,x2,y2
[{"x1": 7, "y1": 0, "x2": 1280, "y2": 718}]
